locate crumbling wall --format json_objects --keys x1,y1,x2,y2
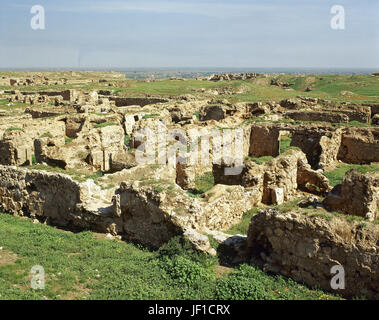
[
  {"x1": 214, "y1": 149, "x2": 330, "y2": 205},
  {"x1": 0, "y1": 165, "x2": 118, "y2": 233},
  {"x1": 338, "y1": 128, "x2": 379, "y2": 164},
  {"x1": 318, "y1": 129, "x2": 343, "y2": 170},
  {"x1": 322, "y1": 106, "x2": 371, "y2": 123},
  {"x1": 285, "y1": 110, "x2": 349, "y2": 123},
  {"x1": 249, "y1": 124, "x2": 280, "y2": 157},
  {"x1": 247, "y1": 209, "x2": 379, "y2": 299},
  {"x1": 109, "y1": 97, "x2": 168, "y2": 107},
  {"x1": 0, "y1": 131, "x2": 33, "y2": 166},
  {"x1": 323, "y1": 170, "x2": 379, "y2": 219}
]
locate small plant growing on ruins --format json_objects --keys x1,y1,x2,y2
[
  {"x1": 154, "y1": 185, "x2": 164, "y2": 193},
  {"x1": 40, "y1": 132, "x2": 53, "y2": 139},
  {"x1": 358, "y1": 222, "x2": 367, "y2": 230},
  {"x1": 65, "y1": 137, "x2": 74, "y2": 145},
  {"x1": 124, "y1": 135, "x2": 131, "y2": 149},
  {"x1": 5, "y1": 127, "x2": 22, "y2": 132},
  {"x1": 142, "y1": 113, "x2": 160, "y2": 119},
  {"x1": 94, "y1": 121, "x2": 118, "y2": 129}
]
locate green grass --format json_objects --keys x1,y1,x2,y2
[
  {"x1": 26, "y1": 164, "x2": 103, "y2": 183},
  {"x1": 323, "y1": 164, "x2": 379, "y2": 187},
  {"x1": 0, "y1": 213, "x2": 340, "y2": 300},
  {"x1": 227, "y1": 208, "x2": 260, "y2": 235},
  {"x1": 280, "y1": 137, "x2": 292, "y2": 154},
  {"x1": 188, "y1": 172, "x2": 215, "y2": 197},
  {"x1": 6, "y1": 127, "x2": 22, "y2": 132},
  {"x1": 94, "y1": 122, "x2": 118, "y2": 129},
  {"x1": 124, "y1": 135, "x2": 130, "y2": 148},
  {"x1": 65, "y1": 137, "x2": 74, "y2": 145},
  {"x1": 246, "y1": 156, "x2": 273, "y2": 165},
  {"x1": 142, "y1": 113, "x2": 160, "y2": 119},
  {"x1": 40, "y1": 132, "x2": 53, "y2": 139}
]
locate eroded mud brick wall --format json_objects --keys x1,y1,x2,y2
[
  {"x1": 109, "y1": 97, "x2": 168, "y2": 107},
  {"x1": 338, "y1": 128, "x2": 379, "y2": 164},
  {"x1": 247, "y1": 210, "x2": 379, "y2": 299},
  {"x1": 323, "y1": 170, "x2": 379, "y2": 219},
  {"x1": 249, "y1": 124, "x2": 280, "y2": 157}
]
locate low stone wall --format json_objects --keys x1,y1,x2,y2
[
  {"x1": 285, "y1": 110, "x2": 349, "y2": 123},
  {"x1": 0, "y1": 165, "x2": 117, "y2": 233},
  {"x1": 247, "y1": 209, "x2": 379, "y2": 299},
  {"x1": 338, "y1": 128, "x2": 379, "y2": 164},
  {"x1": 322, "y1": 107, "x2": 371, "y2": 123},
  {"x1": 109, "y1": 97, "x2": 168, "y2": 107},
  {"x1": 323, "y1": 170, "x2": 379, "y2": 219}
]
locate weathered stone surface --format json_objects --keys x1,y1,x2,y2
[
  {"x1": 338, "y1": 128, "x2": 379, "y2": 164},
  {"x1": 323, "y1": 170, "x2": 379, "y2": 219},
  {"x1": 0, "y1": 165, "x2": 118, "y2": 234},
  {"x1": 247, "y1": 209, "x2": 379, "y2": 299}
]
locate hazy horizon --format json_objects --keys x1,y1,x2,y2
[{"x1": 0, "y1": 0, "x2": 378, "y2": 69}]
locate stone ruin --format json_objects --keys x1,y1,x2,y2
[{"x1": 0, "y1": 74, "x2": 378, "y2": 299}]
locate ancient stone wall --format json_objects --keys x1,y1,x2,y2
[
  {"x1": 249, "y1": 124, "x2": 280, "y2": 157},
  {"x1": 322, "y1": 107, "x2": 371, "y2": 123},
  {"x1": 247, "y1": 209, "x2": 379, "y2": 299},
  {"x1": 0, "y1": 165, "x2": 118, "y2": 233},
  {"x1": 338, "y1": 128, "x2": 379, "y2": 164},
  {"x1": 323, "y1": 170, "x2": 379, "y2": 219},
  {"x1": 285, "y1": 110, "x2": 349, "y2": 123},
  {"x1": 109, "y1": 97, "x2": 168, "y2": 107}
]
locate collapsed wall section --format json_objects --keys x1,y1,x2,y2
[{"x1": 247, "y1": 209, "x2": 379, "y2": 299}]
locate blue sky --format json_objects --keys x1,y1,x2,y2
[{"x1": 0, "y1": 0, "x2": 378, "y2": 69}]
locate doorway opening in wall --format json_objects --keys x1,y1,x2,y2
[{"x1": 279, "y1": 131, "x2": 292, "y2": 154}]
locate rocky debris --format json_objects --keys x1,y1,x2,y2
[
  {"x1": 207, "y1": 73, "x2": 264, "y2": 81},
  {"x1": 214, "y1": 149, "x2": 331, "y2": 205},
  {"x1": 199, "y1": 104, "x2": 236, "y2": 121},
  {"x1": 372, "y1": 114, "x2": 379, "y2": 126},
  {"x1": 247, "y1": 209, "x2": 379, "y2": 299},
  {"x1": 279, "y1": 98, "x2": 302, "y2": 109},
  {"x1": 323, "y1": 170, "x2": 379, "y2": 219},
  {"x1": 271, "y1": 79, "x2": 292, "y2": 89}
]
